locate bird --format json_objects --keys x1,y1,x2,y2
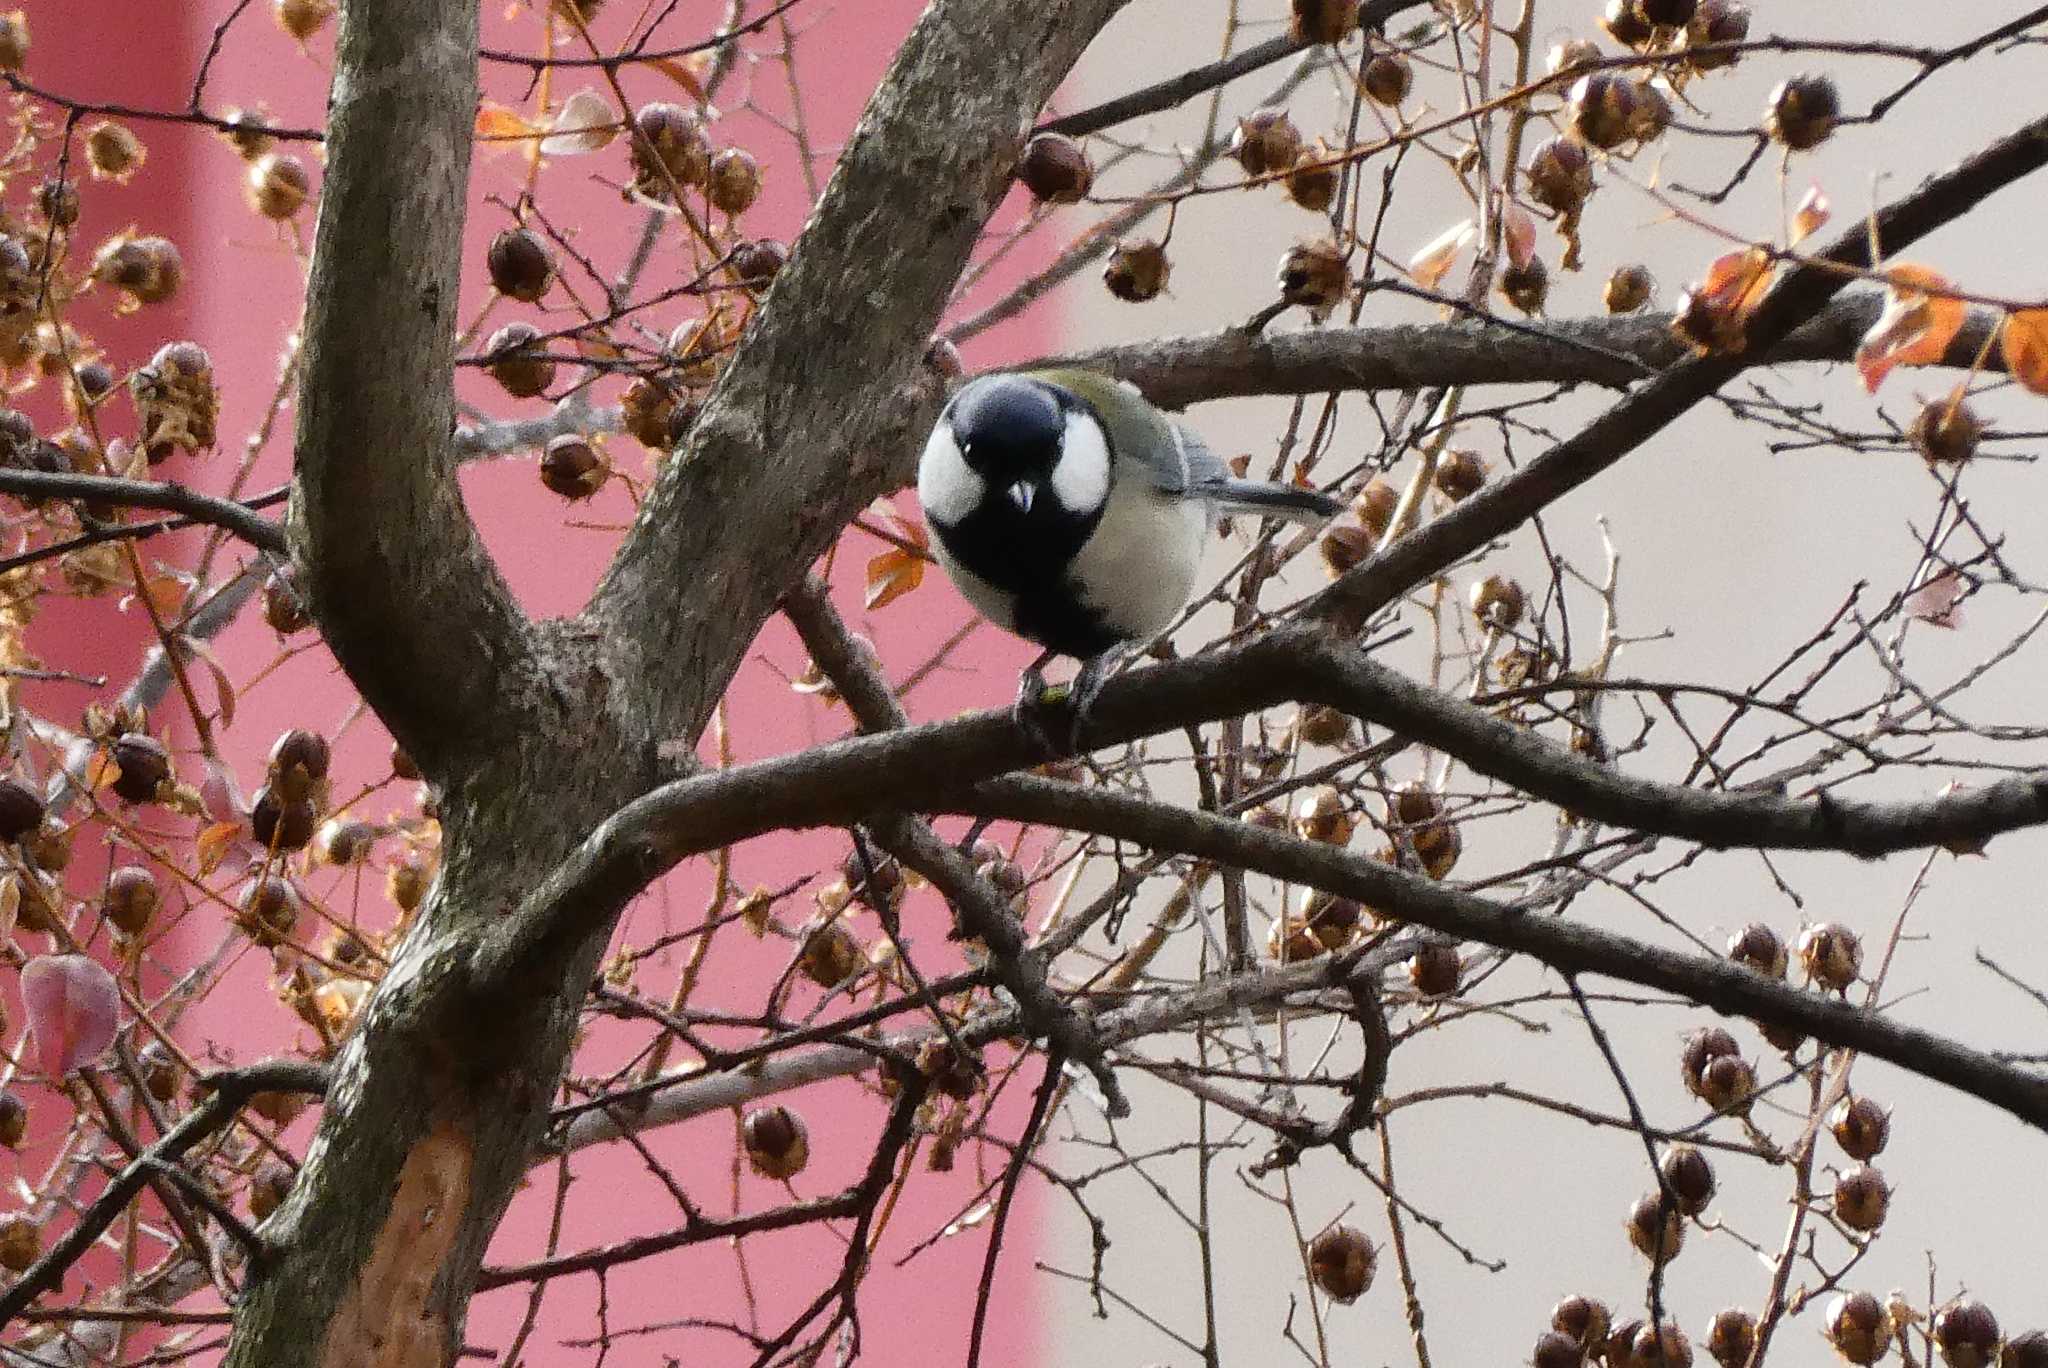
[{"x1": 917, "y1": 367, "x2": 1342, "y2": 742}]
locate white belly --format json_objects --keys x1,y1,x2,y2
[{"x1": 1069, "y1": 480, "x2": 1209, "y2": 641}]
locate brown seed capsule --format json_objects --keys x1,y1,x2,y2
[
  {"x1": 263, "y1": 567, "x2": 311, "y2": 635},
  {"x1": 1635, "y1": 0, "x2": 1696, "y2": 27},
  {"x1": 1909, "y1": 398, "x2": 1982, "y2": 465},
  {"x1": 92, "y1": 234, "x2": 182, "y2": 304},
  {"x1": 386, "y1": 854, "x2": 430, "y2": 912},
  {"x1": 1609, "y1": 1320, "x2": 1649, "y2": 1368},
  {"x1": 1598, "y1": 0, "x2": 1653, "y2": 47},
  {"x1": 1279, "y1": 239, "x2": 1350, "y2": 317},
  {"x1": 249, "y1": 1161, "x2": 294, "y2": 1222},
  {"x1": 1470, "y1": 574, "x2": 1525, "y2": 630},
  {"x1": 1626, "y1": 1193, "x2": 1683, "y2": 1264},
  {"x1": 1706, "y1": 1309, "x2": 1757, "y2": 1368},
  {"x1": 1285, "y1": 144, "x2": 1339, "y2": 214},
  {"x1": 0, "y1": 409, "x2": 32, "y2": 467},
  {"x1": 315, "y1": 819, "x2": 378, "y2": 866},
  {"x1": 1306, "y1": 1224, "x2": 1375, "y2": 1302},
  {"x1": 247, "y1": 152, "x2": 311, "y2": 219},
  {"x1": 0, "y1": 778, "x2": 42, "y2": 842},
  {"x1": 26, "y1": 822, "x2": 70, "y2": 873},
  {"x1": 917, "y1": 1038, "x2": 982, "y2": 1099},
  {"x1": 1726, "y1": 922, "x2": 1787, "y2": 977},
  {"x1": 925, "y1": 335, "x2": 965, "y2": 379},
  {"x1": 1634, "y1": 1321, "x2": 1693, "y2": 1368},
  {"x1": 86, "y1": 121, "x2": 145, "y2": 180},
  {"x1": 247, "y1": 1090, "x2": 303, "y2": 1126},
  {"x1": 237, "y1": 876, "x2": 299, "y2": 947},
  {"x1": 1766, "y1": 75, "x2": 1840, "y2": 151},
  {"x1": 1104, "y1": 240, "x2": 1170, "y2": 302},
  {"x1": 1362, "y1": 51, "x2": 1412, "y2": 106},
  {"x1": 1684, "y1": 0, "x2": 1750, "y2": 71},
  {"x1": 1568, "y1": 73, "x2": 1639, "y2": 151},
  {"x1": 1532, "y1": 1330, "x2": 1585, "y2": 1368},
  {"x1": 1434, "y1": 449, "x2": 1486, "y2": 500},
  {"x1": 1232, "y1": 108, "x2": 1303, "y2": 177},
  {"x1": 483, "y1": 322, "x2": 555, "y2": 399},
  {"x1": 799, "y1": 918, "x2": 864, "y2": 988},
  {"x1": 1291, "y1": 0, "x2": 1359, "y2": 45},
  {"x1": 1660, "y1": 1144, "x2": 1715, "y2": 1216},
  {"x1": 1016, "y1": 133, "x2": 1092, "y2": 205},
  {"x1": 269, "y1": 728, "x2": 331, "y2": 799},
  {"x1": 1501, "y1": 256, "x2": 1549, "y2": 315},
  {"x1": 1549, "y1": 39, "x2": 1602, "y2": 76},
  {"x1": 1629, "y1": 80, "x2": 1673, "y2": 143},
  {"x1": 2000, "y1": 1330, "x2": 2048, "y2": 1368},
  {"x1": 1554, "y1": 1295, "x2": 1612, "y2": 1352},
  {"x1": 1406, "y1": 942, "x2": 1460, "y2": 997},
  {"x1": 1605, "y1": 263, "x2": 1654, "y2": 313},
  {"x1": 1832, "y1": 1164, "x2": 1889, "y2": 1232},
  {"x1": 1355, "y1": 478, "x2": 1400, "y2": 541},
  {"x1": 1318, "y1": 519, "x2": 1374, "y2": 578},
  {"x1": 1527, "y1": 137, "x2": 1594, "y2": 216},
  {"x1": 131, "y1": 340, "x2": 219, "y2": 462},
  {"x1": 275, "y1": 0, "x2": 335, "y2": 40},
  {"x1": 0, "y1": 1094, "x2": 24, "y2": 1148},
  {"x1": 388, "y1": 744, "x2": 420, "y2": 782},
  {"x1": 665, "y1": 391, "x2": 704, "y2": 448},
  {"x1": 1826, "y1": 1291, "x2": 1890, "y2": 1366},
  {"x1": 32, "y1": 178, "x2": 79, "y2": 229},
  {"x1": 1680, "y1": 1025, "x2": 1741, "y2": 1093},
  {"x1": 1293, "y1": 704, "x2": 1352, "y2": 747},
  {"x1": 1267, "y1": 916, "x2": 1326, "y2": 962},
  {"x1": 741, "y1": 1105, "x2": 810, "y2": 1179},
  {"x1": 1797, "y1": 922, "x2": 1862, "y2": 992},
  {"x1": 0, "y1": 1215, "x2": 37, "y2": 1272},
  {"x1": 619, "y1": 375, "x2": 680, "y2": 451},
  {"x1": 1698, "y1": 1054, "x2": 1755, "y2": 1111},
  {"x1": 110, "y1": 733, "x2": 171, "y2": 804},
  {"x1": 1934, "y1": 1299, "x2": 2001, "y2": 1368},
  {"x1": 217, "y1": 106, "x2": 277, "y2": 160},
  {"x1": 628, "y1": 102, "x2": 712, "y2": 197},
  {"x1": 730, "y1": 238, "x2": 788, "y2": 286},
  {"x1": 0, "y1": 12, "x2": 24, "y2": 72},
  {"x1": 105, "y1": 866, "x2": 161, "y2": 937},
  {"x1": 1830, "y1": 1096, "x2": 1890, "y2": 1161},
  {"x1": 540, "y1": 434, "x2": 610, "y2": 500},
  {"x1": 487, "y1": 227, "x2": 556, "y2": 303},
  {"x1": 1293, "y1": 786, "x2": 1354, "y2": 846},
  {"x1": 708, "y1": 147, "x2": 763, "y2": 215}
]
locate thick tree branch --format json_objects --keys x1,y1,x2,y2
[{"x1": 0, "y1": 471, "x2": 286, "y2": 556}]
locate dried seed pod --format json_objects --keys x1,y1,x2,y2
[
  {"x1": 1909, "y1": 398, "x2": 1982, "y2": 465},
  {"x1": 1797, "y1": 922, "x2": 1862, "y2": 992},
  {"x1": 1470, "y1": 574, "x2": 1525, "y2": 630},
  {"x1": 1532, "y1": 1330, "x2": 1585, "y2": 1368},
  {"x1": 1318, "y1": 519, "x2": 1374, "y2": 577},
  {"x1": 925, "y1": 335, "x2": 964, "y2": 379},
  {"x1": 1934, "y1": 1299, "x2": 2001, "y2": 1368},
  {"x1": 1660, "y1": 1144, "x2": 1715, "y2": 1216},
  {"x1": 1104, "y1": 240, "x2": 1170, "y2": 302},
  {"x1": 1355, "y1": 478, "x2": 1400, "y2": 541},
  {"x1": 1434, "y1": 449, "x2": 1486, "y2": 500},
  {"x1": 1626, "y1": 1193, "x2": 1683, "y2": 1264},
  {"x1": 1684, "y1": 0, "x2": 1750, "y2": 71},
  {"x1": 105, "y1": 866, "x2": 161, "y2": 937},
  {"x1": 1766, "y1": 75, "x2": 1840, "y2": 151},
  {"x1": 1278, "y1": 239, "x2": 1349, "y2": 317},
  {"x1": 1609, "y1": 1320, "x2": 1649, "y2": 1368},
  {"x1": 236, "y1": 876, "x2": 299, "y2": 947},
  {"x1": 1826, "y1": 1291, "x2": 1890, "y2": 1366},
  {"x1": 1554, "y1": 1295, "x2": 1612, "y2": 1352},
  {"x1": 217, "y1": 106, "x2": 276, "y2": 160},
  {"x1": 798, "y1": 918, "x2": 864, "y2": 988},
  {"x1": 268, "y1": 728, "x2": 331, "y2": 801},
  {"x1": 1680, "y1": 1025, "x2": 1741, "y2": 1094},
  {"x1": 2000, "y1": 1330, "x2": 2048, "y2": 1368},
  {"x1": 110, "y1": 733, "x2": 171, "y2": 804},
  {"x1": 86, "y1": 121, "x2": 145, "y2": 180},
  {"x1": 0, "y1": 410, "x2": 32, "y2": 467},
  {"x1": 487, "y1": 227, "x2": 555, "y2": 303},
  {"x1": 483, "y1": 322, "x2": 555, "y2": 399},
  {"x1": 1698, "y1": 1054, "x2": 1755, "y2": 1111},
  {"x1": 92, "y1": 234, "x2": 182, "y2": 304},
  {"x1": 1832, "y1": 1164, "x2": 1889, "y2": 1232},
  {"x1": 730, "y1": 238, "x2": 788, "y2": 286},
  {"x1": 1549, "y1": 39, "x2": 1602, "y2": 76},
  {"x1": 249, "y1": 1161, "x2": 294, "y2": 1221},
  {"x1": 248, "y1": 1090, "x2": 303, "y2": 1125},
  {"x1": 1406, "y1": 942, "x2": 1460, "y2": 997},
  {"x1": 540, "y1": 434, "x2": 610, "y2": 500},
  {"x1": 1016, "y1": 133, "x2": 1092, "y2": 204},
  {"x1": 741, "y1": 1105, "x2": 810, "y2": 1179},
  {"x1": 628, "y1": 103, "x2": 712, "y2": 197},
  {"x1": 275, "y1": 0, "x2": 335, "y2": 40},
  {"x1": 1706, "y1": 1309, "x2": 1757, "y2": 1368},
  {"x1": 264, "y1": 567, "x2": 311, "y2": 634},
  {"x1": 0, "y1": 1094, "x2": 24, "y2": 1148},
  {"x1": 1629, "y1": 80, "x2": 1673, "y2": 143},
  {"x1": 1232, "y1": 108, "x2": 1302, "y2": 177},
  {"x1": 0, "y1": 12, "x2": 24, "y2": 72},
  {"x1": 131, "y1": 340, "x2": 219, "y2": 462},
  {"x1": 386, "y1": 854, "x2": 431, "y2": 912},
  {"x1": 1293, "y1": 704, "x2": 1352, "y2": 747},
  {"x1": 1306, "y1": 1224, "x2": 1375, "y2": 1302},
  {"x1": 917, "y1": 1037, "x2": 982, "y2": 1099},
  {"x1": 0, "y1": 1215, "x2": 37, "y2": 1272},
  {"x1": 1293, "y1": 786, "x2": 1354, "y2": 845},
  {"x1": 1527, "y1": 137, "x2": 1594, "y2": 220},
  {"x1": 1605, "y1": 263, "x2": 1654, "y2": 313},
  {"x1": 1501, "y1": 256, "x2": 1549, "y2": 315},
  {"x1": 26, "y1": 822, "x2": 71, "y2": 873},
  {"x1": 708, "y1": 147, "x2": 763, "y2": 215},
  {"x1": 315, "y1": 819, "x2": 377, "y2": 866},
  {"x1": 1285, "y1": 143, "x2": 1339, "y2": 213},
  {"x1": 1633, "y1": 1321, "x2": 1693, "y2": 1368},
  {"x1": 1362, "y1": 51, "x2": 1412, "y2": 106},
  {"x1": 1297, "y1": 891, "x2": 1362, "y2": 952},
  {"x1": 1290, "y1": 0, "x2": 1359, "y2": 45},
  {"x1": 0, "y1": 778, "x2": 42, "y2": 842},
  {"x1": 247, "y1": 152, "x2": 311, "y2": 219},
  {"x1": 1598, "y1": 0, "x2": 1653, "y2": 47},
  {"x1": 31, "y1": 180, "x2": 78, "y2": 235},
  {"x1": 1830, "y1": 1095, "x2": 1891, "y2": 1161},
  {"x1": 1568, "y1": 73, "x2": 1639, "y2": 151},
  {"x1": 839, "y1": 848, "x2": 906, "y2": 914},
  {"x1": 1267, "y1": 916, "x2": 1326, "y2": 962},
  {"x1": 619, "y1": 376, "x2": 679, "y2": 451},
  {"x1": 1635, "y1": 0, "x2": 1696, "y2": 27},
  {"x1": 1726, "y1": 922, "x2": 1787, "y2": 977},
  {"x1": 390, "y1": 745, "x2": 420, "y2": 781}
]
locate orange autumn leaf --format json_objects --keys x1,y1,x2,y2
[
  {"x1": 864, "y1": 547, "x2": 924, "y2": 611},
  {"x1": 1406, "y1": 219, "x2": 1476, "y2": 291},
  {"x1": 1790, "y1": 184, "x2": 1830, "y2": 246},
  {"x1": 195, "y1": 820, "x2": 244, "y2": 877},
  {"x1": 2001, "y1": 308, "x2": 2048, "y2": 394},
  {"x1": 1855, "y1": 264, "x2": 1966, "y2": 393},
  {"x1": 1671, "y1": 247, "x2": 1776, "y2": 353},
  {"x1": 643, "y1": 56, "x2": 709, "y2": 103},
  {"x1": 475, "y1": 102, "x2": 542, "y2": 146}
]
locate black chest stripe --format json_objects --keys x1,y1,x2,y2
[{"x1": 932, "y1": 499, "x2": 1121, "y2": 658}]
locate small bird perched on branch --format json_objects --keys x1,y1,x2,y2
[{"x1": 918, "y1": 368, "x2": 1341, "y2": 743}]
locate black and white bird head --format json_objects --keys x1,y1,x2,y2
[{"x1": 917, "y1": 374, "x2": 1111, "y2": 533}]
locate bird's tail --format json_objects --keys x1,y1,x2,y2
[{"x1": 1193, "y1": 477, "x2": 1344, "y2": 526}]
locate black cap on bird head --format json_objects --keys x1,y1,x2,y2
[{"x1": 947, "y1": 375, "x2": 1068, "y2": 484}]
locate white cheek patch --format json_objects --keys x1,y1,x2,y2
[
  {"x1": 1049, "y1": 410, "x2": 1111, "y2": 515},
  {"x1": 917, "y1": 424, "x2": 984, "y2": 526}
]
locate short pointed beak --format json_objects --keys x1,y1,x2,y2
[{"x1": 1006, "y1": 480, "x2": 1036, "y2": 514}]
